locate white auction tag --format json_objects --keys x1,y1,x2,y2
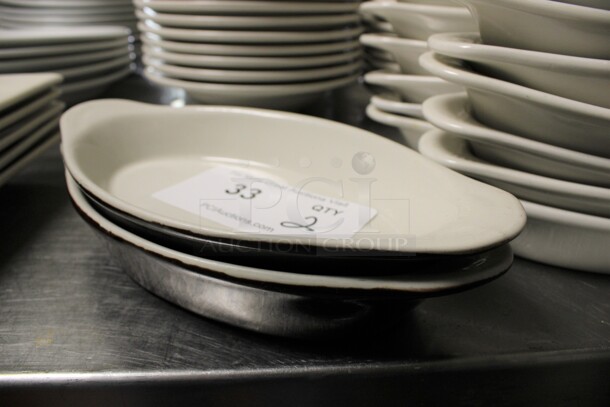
[{"x1": 152, "y1": 166, "x2": 377, "y2": 237}]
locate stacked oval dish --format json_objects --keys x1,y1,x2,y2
[
  {"x1": 134, "y1": 0, "x2": 364, "y2": 110},
  {"x1": 416, "y1": 0, "x2": 610, "y2": 273},
  {"x1": 0, "y1": 0, "x2": 138, "y2": 33},
  {"x1": 358, "y1": 0, "x2": 475, "y2": 149},
  {"x1": 61, "y1": 99, "x2": 526, "y2": 337},
  {"x1": 0, "y1": 73, "x2": 63, "y2": 188},
  {"x1": 0, "y1": 27, "x2": 135, "y2": 106}
]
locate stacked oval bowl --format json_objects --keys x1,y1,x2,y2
[
  {"x1": 415, "y1": 0, "x2": 610, "y2": 273},
  {"x1": 0, "y1": 27, "x2": 134, "y2": 106},
  {"x1": 0, "y1": 0, "x2": 138, "y2": 33},
  {"x1": 358, "y1": 0, "x2": 476, "y2": 149},
  {"x1": 134, "y1": 0, "x2": 364, "y2": 110},
  {"x1": 60, "y1": 99, "x2": 527, "y2": 338},
  {"x1": 0, "y1": 73, "x2": 63, "y2": 188}
]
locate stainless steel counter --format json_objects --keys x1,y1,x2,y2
[{"x1": 1, "y1": 75, "x2": 609, "y2": 406}]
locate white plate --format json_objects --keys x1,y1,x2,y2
[
  {"x1": 0, "y1": 133, "x2": 59, "y2": 189},
  {"x1": 419, "y1": 52, "x2": 610, "y2": 158},
  {"x1": 66, "y1": 174, "x2": 512, "y2": 291},
  {"x1": 0, "y1": 117, "x2": 59, "y2": 169},
  {"x1": 360, "y1": 34, "x2": 428, "y2": 75},
  {"x1": 0, "y1": 27, "x2": 130, "y2": 47},
  {"x1": 0, "y1": 5, "x2": 134, "y2": 16},
  {"x1": 428, "y1": 32, "x2": 610, "y2": 109},
  {"x1": 366, "y1": 104, "x2": 432, "y2": 149},
  {"x1": 0, "y1": 73, "x2": 62, "y2": 112},
  {"x1": 61, "y1": 99, "x2": 525, "y2": 253},
  {"x1": 136, "y1": 9, "x2": 359, "y2": 30},
  {"x1": 0, "y1": 0, "x2": 132, "y2": 8},
  {"x1": 61, "y1": 67, "x2": 132, "y2": 106},
  {"x1": 358, "y1": 1, "x2": 475, "y2": 40},
  {"x1": 0, "y1": 37, "x2": 130, "y2": 60},
  {"x1": 134, "y1": 0, "x2": 360, "y2": 15},
  {"x1": 58, "y1": 54, "x2": 133, "y2": 81},
  {"x1": 457, "y1": 0, "x2": 610, "y2": 59},
  {"x1": 144, "y1": 57, "x2": 362, "y2": 84},
  {"x1": 422, "y1": 93, "x2": 610, "y2": 188},
  {"x1": 0, "y1": 13, "x2": 136, "y2": 24},
  {"x1": 370, "y1": 94, "x2": 423, "y2": 119},
  {"x1": 144, "y1": 70, "x2": 359, "y2": 110},
  {"x1": 512, "y1": 200, "x2": 610, "y2": 274},
  {"x1": 138, "y1": 21, "x2": 364, "y2": 44},
  {"x1": 0, "y1": 47, "x2": 130, "y2": 74},
  {"x1": 418, "y1": 130, "x2": 610, "y2": 218},
  {"x1": 141, "y1": 34, "x2": 359, "y2": 57},
  {"x1": 364, "y1": 70, "x2": 463, "y2": 103},
  {"x1": 0, "y1": 101, "x2": 63, "y2": 152},
  {"x1": 143, "y1": 46, "x2": 362, "y2": 69},
  {"x1": 0, "y1": 89, "x2": 61, "y2": 132}
]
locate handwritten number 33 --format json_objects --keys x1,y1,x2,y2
[{"x1": 225, "y1": 184, "x2": 262, "y2": 200}]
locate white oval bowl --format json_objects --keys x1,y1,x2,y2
[
  {"x1": 136, "y1": 9, "x2": 360, "y2": 30},
  {"x1": 366, "y1": 104, "x2": 432, "y2": 149},
  {"x1": 360, "y1": 34, "x2": 429, "y2": 75},
  {"x1": 511, "y1": 200, "x2": 610, "y2": 274},
  {"x1": 143, "y1": 57, "x2": 363, "y2": 84},
  {"x1": 133, "y1": 0, "x2": 360, "y2": 15},
  {"x1": 371, "y1": 94, "x2": 424, "y2": 119},
  {"x1": 138, "y1": 21, "x2": 364, "y2": 44},
  {"x1": 359, "y1": 1, "x2": 476, "y2": 40},
  {"x1": 142, "y1": 46, "x2": 362, "y2": 69},
  {"x1": 428, "y1": 32, "x2": 610, "y2": 108},
  {"x1": 61, "y1": 99, "x2": 525, "y2": 254},
  {"x1": 419, "y1": 52, "x2": 610, "y2": 158},
  {"x1": 422, "y1": 93, "x2": 610, "y2": 188},
  {"x1": 418, "y1": 129, "x2": 610, "y2": 218},
  {"x1": 456, "y1": 0, "x2": 610, "y2": 59},
  {"x1": 140, "y1": 34, "x2": 360, "y2": 57},
  {"x1": 364, "y1": 69, "x2": 464, "y2": 103}
]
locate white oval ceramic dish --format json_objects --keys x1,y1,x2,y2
[
  {"x1": 136, "y1": 9, "x2": 359, "y2": 29},
  {"x1": 144, "y1": 70, "x2": 359, "y2": 109},
  {"x1": 419, "y1": 52, "x2": 610, "y2": 158},
  {"x1": 143, "y1": 57, "x2": 362, "y2": 84},
  {"x1": 61, "y1": 99, "x2": 525, "y2": 253},
  {"x1": 418, "y1": 130, "x2": 610, "y2": 218},
  {"x1": 138, "y1": 22, "x2": 364, "y2": 44},
  {"x1": 133, "y1": 0, "x2": 360, "y2": 15},
  {"x1": 423, "y1": 93, "x2": 610, "y2": 188},
  {"x1": 428, "y1": 32, "x2": 610, "y2": 109},
  {"x1": 456, "y1": 0, "x2": 610, "y2": 59},
  {"x1": 511, "y1": 200, "x2": 610, "y2": 274},
  {"x1": 366, "y1": 104, "x2": 432, "y2": 149},
  {"x1": 0, "y1": 26, "x2": 131, "y2": 47},
  {"x1": 359, "y1": 34, "x2": 428, "y2": 75},
  {"x1": 0, "y1": 37, "x2": 130, "y2": 60},
  {"x1": 371, "y1": 94, "x2": 424, "y2": 119},
  {"x1": 65, "y1": 173, "x2": 513, "y2": 294},
  {"x1": 359, "y1": 1, "x2": 476, "y2": 40},
  {"x1": 0, "y1": 47, "x2": 130, "y2": 73},
  {"x1": 142, "y1": 46, "x2": 362, "y2": 69},
  {"x1": 364, "y1": 70, "x2": 464, "y2": 102},
  {"x1": 140, "y1": 34, "x2": 359, "y2": 57}
]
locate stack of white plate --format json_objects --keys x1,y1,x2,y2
[
  {"x1": 0, "y1": 27, "x2": 134, "y2": 106},
  {"x1": 358, "y1": 0, "x2": 476, "y2": 149},
  {"x1": 134, "y1": 0, "x2": 364, "y2": 110},
  {"x1": 0, "y1": 73, "x2": 63, "y2": 188},
  {"x1": 60, "y1": 99, "x2": 526, "y2": 337},
  {"x1": 416, "y1": 0, "x2": 610, "y2": 273},
  {"x1": 0, "y1": 0, "x2": 138, "y2": 33}
]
